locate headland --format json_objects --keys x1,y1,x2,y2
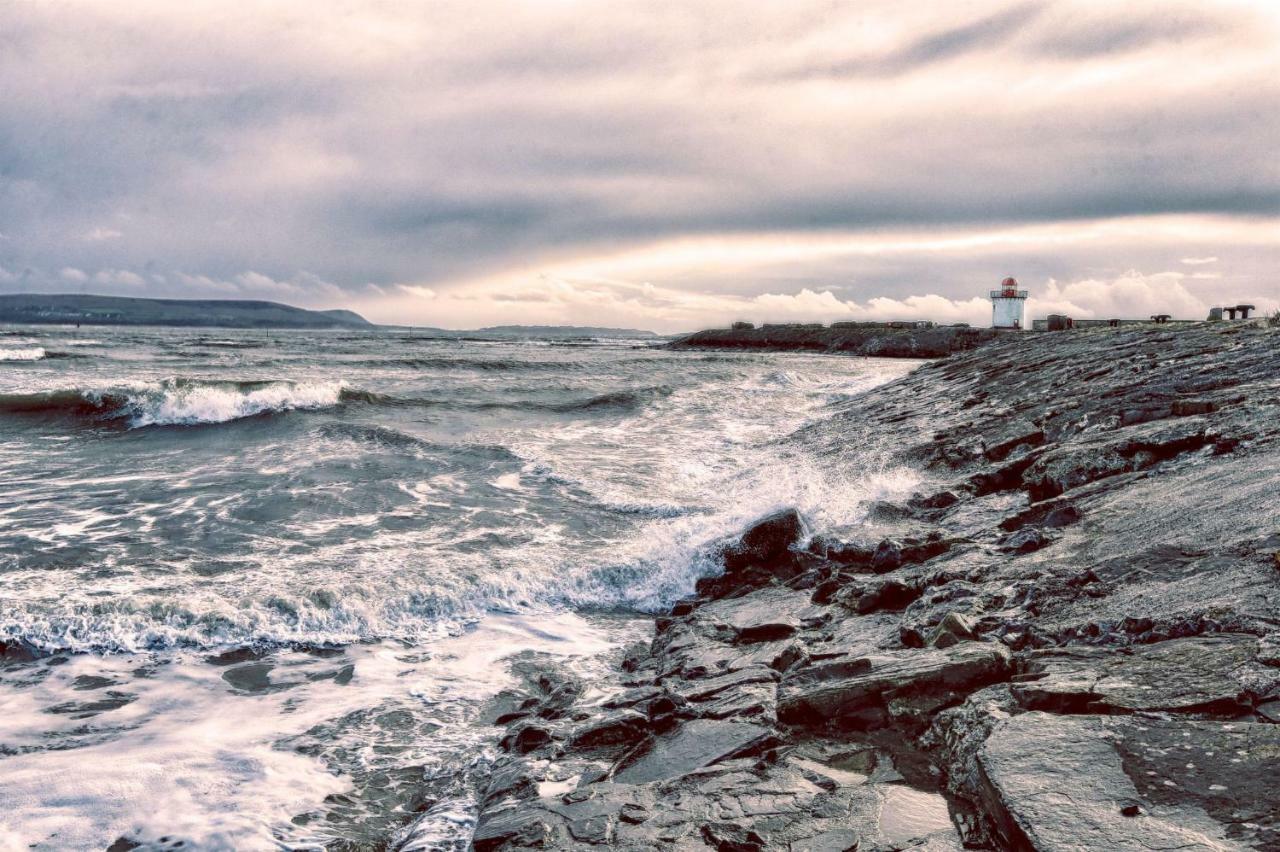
[
  {"x1": 669, "y1": 322, "x2": 1004, "y2": 358},
  {"x1": 469, "y1": 320, "x2": 1280, "y2": 850}
]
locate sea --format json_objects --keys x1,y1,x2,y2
[{"x1": 0, "y1": 326, "x2": 923, "y2": 851}]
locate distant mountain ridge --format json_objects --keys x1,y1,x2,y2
[{"x1": 0, "y1": 293, "x2": 373, "y2": 329}]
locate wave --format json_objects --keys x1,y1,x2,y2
[
  {"x1": 337, "y1": 385, "x2": 672, "y2": 415},
  {"x1": 0, "y1": 347, "x2": 45, "y2": 361},
  {"x1": 361, "y1": 356, "x2": 584, "y2": 372},
  {"x1": 0, "y1": 378, "x2": 347, "y2": 427}
]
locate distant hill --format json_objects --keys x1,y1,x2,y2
[
  {"x1": 474, "y1": 325, "x2": 660, "y2": 339},
  {"x1": 0, "y1": 293, "x2": 373, "y2": 329}
]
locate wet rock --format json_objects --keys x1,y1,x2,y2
[
  {"x1": 611, "y1": 718, "x2": 775, "y2": 785},
  {"x1": 978, "y1": 712, "x2": 1280, "y2": 851},
  {"x1": 833, "y1": 576, "x2": 922, "y2": 614},
  {"x1": 567, "y1": 709, "x2": 650, "y2": 752},
  {"x1": 675, "y1": 664, "x2": 778, "y2": 702},
  {"x1": 500, "y1": 720, "x2": 555, "y2": 755},
  {"x1": 929, "y1": 612, "x2": 978, "y2": 649},
  {"x1": 870, "y1": 539, "x2": 904, "y2": 572},
  {"x1": 1022, "y1": 419, "x2": 1212, "y2": 501},
  {"x1": 779, "y1": 642, "x2": 1012, "y2": 730},
  {"x1": 698, "y1": 585, "x2": 816, "y2": 643},
  {"x1": 983, "y1": 418, "x2": 1046, "y2": 462},
  {"x1": 471, "y1": 806, "x2": 563, "y2": 852},
  {"x1": 692, "y1": 681, "x2": 779, "y2": 724},
  {"x1": 809, "y1": 535, "x2": 876, "y2": 567},
  {"x1": 721, "y1": 508, "x2": 807, "y2": 573},
  {"x1": 483, "y1": 757, "x2": 541, "y2": 805},
  {"x1": 1012, "y1": 634, "x2": 1275, "y2": 715},
  {"x1": 999, "y1": 497, "x2": 1081, "y2": 532},
  {"x1": 1000, "y1": 526, "x2": 1051, "y2": 553}
]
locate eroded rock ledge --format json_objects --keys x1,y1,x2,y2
[{"x1": 465, "y1": 323, "x2": 1280, "y2": 851}]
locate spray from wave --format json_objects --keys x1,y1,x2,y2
[
  {"x1": 0, "y1": 346, "x2": 45, "y2": 361},
  {"x1": 0, "y1": 378, "x2": 348, "y2": 427}
]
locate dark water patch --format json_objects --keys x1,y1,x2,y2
[
  {"x1": 315, "y1": 422, "x2": 432, "y2": 451},
  {"x1": 360, "y1": 356, "x2": 589, "y2": 372},
  {"x1": 338, "y1": 385, "x2": 671, "y2": 415}
]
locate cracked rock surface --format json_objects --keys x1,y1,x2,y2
[{"x1": 464, "y1": 323, "x2": 1280, "y2": 851}]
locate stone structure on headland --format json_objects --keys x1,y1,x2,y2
[{"x1": 469, "y1": 321, "x2": 1280, "y2": 851}]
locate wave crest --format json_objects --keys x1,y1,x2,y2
[
  {"x1": 0, "y1": 378, "x2": 347, "y2": 427},
  {"x1": 0, "y1": 347, "x2": 45, "y2": 361}
]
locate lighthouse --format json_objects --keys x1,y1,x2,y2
[{"x1": 990, "y1": 277, "x2": 1028, "y2": 330}]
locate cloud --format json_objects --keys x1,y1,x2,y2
[
  {"x1": 1181, "y1": 256, "x2": 1219, "y2": 265},
  {"x1": 59, "y1": 267, "x2": 88, "y2": 283},
  {"x1": 92, "y1": 269, "x2": 145, "y2": 287},
  {"x1": 395, "y1": 284, "x2": 436, "y2": 299},
  {"x1": 0, "y1": 1, "x2": 1275, "y2": 322}
]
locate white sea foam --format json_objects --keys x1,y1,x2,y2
[
  {"x1": 0, "y1": 614, "x2": 637, "y2": 851},
  {"x1": 122, "y1": 379, "x2": 347, "y2": 426},
  {"x1": 0, "y1": 347, "x2": 45, "y2": 361}
]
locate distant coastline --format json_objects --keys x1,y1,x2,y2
[
  {"x1": 0, "y1": 293, "x2": 372, "y2": 330},
  {"x1": 0, "y1": 293, "x2": 669, "y2": 338}
]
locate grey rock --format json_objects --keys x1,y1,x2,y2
[
  {"x1": 612, "y1": 718, "x2": 775, "y2": 785},
  {"x1": 929, "y1": 612, "x2": 978, "y2": 649},
  {"x1": 978, "y1": 712, "x2": 1280, "y2": 851},
  {"x1": 698, "y1": 586, "x2": 815, "y2": 643},
  {"x1": 1013, "y1": 635, "x2": 1272, "y2": 714},
  {"x1": 779, "y1": 642, "x2": 1012, "y2": 729},
  {"x1": 472, "y1": 806, "x2": 563, "y2": 852},
  {"x1": 567, "y1": 709, "x2": 650, "y2": 752}
]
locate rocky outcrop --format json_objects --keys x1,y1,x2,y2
[
  {"x1": 461, "y1": 323, "x2": 1280, "y2": 851},
  {"x1": 669, "y1": 324, "x2": 1004, "y2": 358}
]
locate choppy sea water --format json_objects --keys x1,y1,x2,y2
[{"x1": 0, "y1": 326, "x2": 922, "y2": 850}]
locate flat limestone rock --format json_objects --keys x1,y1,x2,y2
[
  {"x1": 611, "y1": 718, "x2": 774, "y2": 785},
  {"x1": 697, "y1": 585, "x2": 820, "y2": 643},
  {"x1": 978, "y1": 712, "x2": 1280, "y2": 851},
  {"x1": 779, "y1": 642, "x2": 1012, "y2": 728},
  {"x1": 1013, "y1": 635, "x2": 1274, "y2": 715}
]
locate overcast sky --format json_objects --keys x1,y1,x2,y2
[{"x1": 1, "y1": 0, "x2": 1276, "y2": 331}]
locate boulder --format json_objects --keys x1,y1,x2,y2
[
  {"x1": 722, "y1": 508, "x2": 807, "y2": 572},
  {"x1": 929, "y1": 612, "x2": 978, "y2": 649},
  {"x1": 567, "y1": 709, "x2": 650, "y2": 752},
  {"x1": 500, "y1": 720, "x2": 554, "y2": 755}
]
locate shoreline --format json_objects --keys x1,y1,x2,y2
[
  {"x1": 668, "y1": 324, "x2": 1006, "y2": 358},
  {"x1": 466, "y1": 322, "x2": 1280, "y2": 850}
]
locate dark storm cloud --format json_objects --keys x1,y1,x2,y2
[{"x1": 0, "y1": 0, "x2": 1275, "y2": 324}]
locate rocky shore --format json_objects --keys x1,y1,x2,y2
[
  {"x1": 466, "y1": 322, "x2": 1280, "y2": 851},
  {"x1": 668, "y1": 324, "x2": 1005, "y2": 358}
]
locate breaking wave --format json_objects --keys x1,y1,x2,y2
[
  {"x1": 0, "y1": 347, "x2": 46, "y2": 361},
  {"x1": 0, "y1": 378, "x2": 348, "y2": 427}
]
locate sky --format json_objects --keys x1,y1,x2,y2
[{"x1": 0, "y1": 0, "x2": 1276, "y2": 332}]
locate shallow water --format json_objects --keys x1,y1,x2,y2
[{"x1": 0, "y1": 325, "x2": 921, "y2": 849}]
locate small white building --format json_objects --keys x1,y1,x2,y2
[{"x1": 990, "y1": 277, "x2": 1028, "y2": 329}]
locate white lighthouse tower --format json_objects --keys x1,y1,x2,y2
[{"x1": 990, "y1": 277, "x2": 1028, "y2": 329}]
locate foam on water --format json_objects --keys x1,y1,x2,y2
[
  {"x1": 0, "y1": 329, "x2": 929, "y2": 848},
  {"x1": 0, "y1": 613, "x2": 637, "y2": 851},
  {"x1": 122, "y1": 378, "x2": 349, "y2": 427},
  {"x1": 0, "y1": 347, "x2": 45, "y2": 361}
]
